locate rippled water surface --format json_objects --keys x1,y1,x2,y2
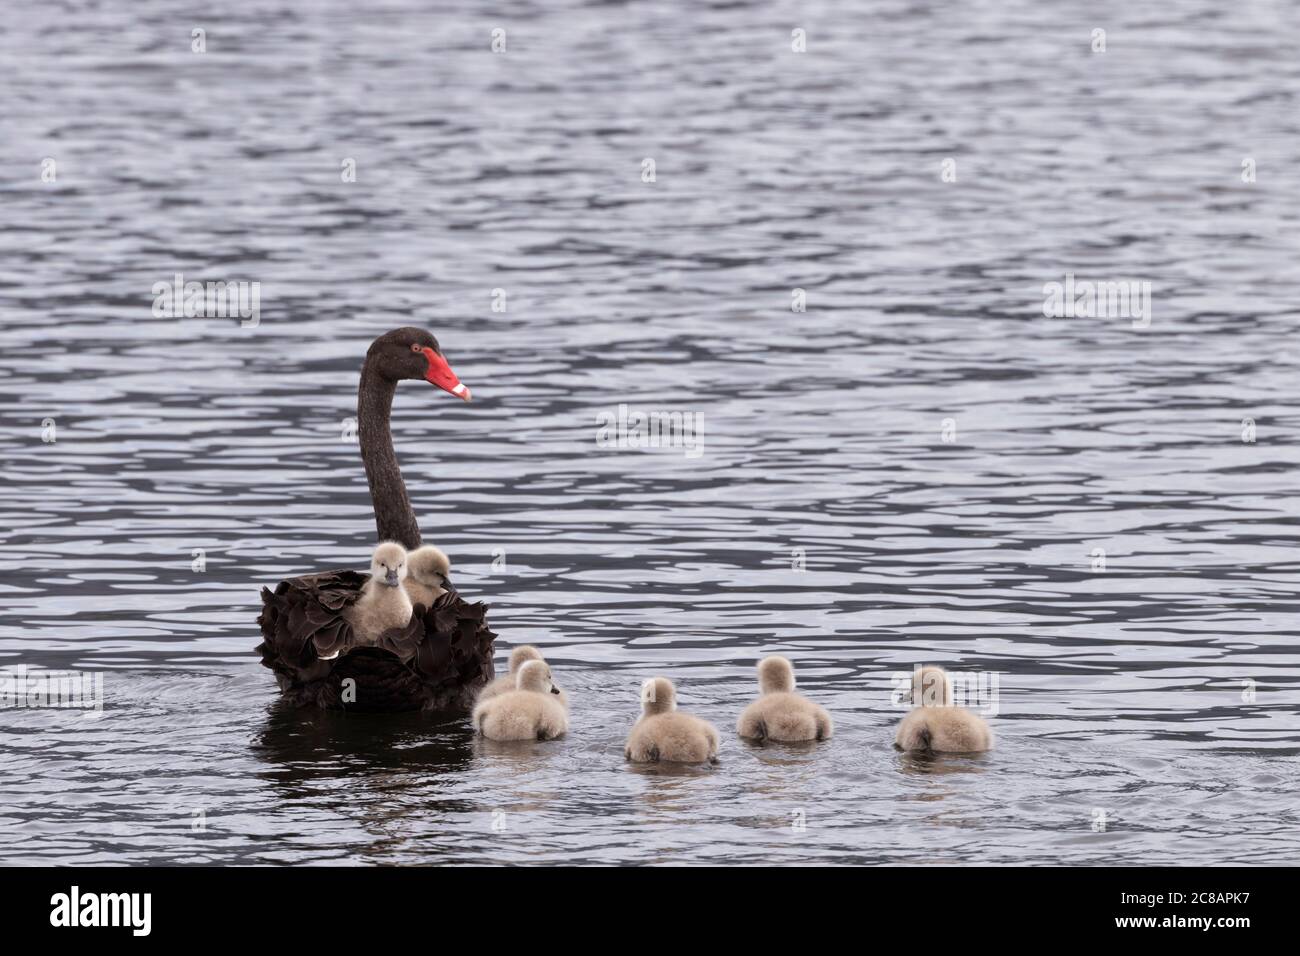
[{"x1": 2, "y1": 0, "x2": 1299, "y2": 865}]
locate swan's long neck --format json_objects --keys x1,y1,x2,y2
[{"x1": 358, "y1": 361, "x2": 422, "y2": 550}]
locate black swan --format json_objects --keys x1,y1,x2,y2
[{"x1": 256, "y1": 328, "x2": 497, "y2": 713}]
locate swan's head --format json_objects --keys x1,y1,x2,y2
[
  {"x1": 757, "y1": 655, "x2": 796, "y2": 694},
  {"x1": 508, "y1": 645, "x2": 544, "y2": 675},
  {"x1": 907, "y1": 665, "x2": 954, "y2": 707},
  {"x1": 516, "y1": 659, "x2": 559, "y2": 695},
  {"x1": 366, "y1": 327, "x2": 471, "y2": 402},
  {"x1": 407, "y1": 545, "x2": 450, "y2": 586},
  {"x1": 370, "y1": 541, "x2": 408, "y2": 588},
  {"x1": 640, "y1": 677, "x2": 676, "y2": 716}
]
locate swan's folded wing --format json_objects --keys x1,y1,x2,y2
[
  {"x1": 256, "y1": 569, "x2": 367, "y2": 673},
  {"x1": 373, "y1": 609, "x2": 425, "y2": 664},
  {"x1": 413, "y1": 590, "x2": 497, "y2": 687}
]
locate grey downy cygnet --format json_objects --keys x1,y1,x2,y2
[
  {"x1": 625, "y1": 677, "x2": 720, "y2": 765},
  {"x1": 736, "y1": 656, "x2": 833, "y2": 742},
  {"x1": 472, "y1": 659, "x2": 569, "y2": 741},
  {"x1": 403, "y1": 544, "x2": 450, "y2": 609},
  {"x1": 339, "y1": 541, "x2": 414, "y2": 653},
  {"x1": 894, "y1": 665, "x2": 993, "y2": 753},
  {"x1": 477, "y1": 645, "x2": 568, "y2": 709}
]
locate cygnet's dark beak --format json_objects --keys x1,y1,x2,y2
[
  {"x1": 550, "y1": 685, "x2": 561, "y2": 695},
  {"x1": 384, "y1": 570, "x2": 400, "y2": 587}
]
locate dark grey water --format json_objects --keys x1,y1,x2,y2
[{"x1": 2, "y1": 0, "x2": 1299, "y2": 865}]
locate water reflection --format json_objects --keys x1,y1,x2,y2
[
  {"x1": 252, "y1": 704, "x2": 476, "y2": 784},
  {"x1": 894, "y1": 751, "x2": 995, "y2": 778}
]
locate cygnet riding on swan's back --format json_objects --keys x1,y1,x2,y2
[
  {"x1": 403, "y1": 545, "x2": 450, "y2": 609},
  {"x1": 338, "y1": 542, "x2": 413, "y2": 653}
]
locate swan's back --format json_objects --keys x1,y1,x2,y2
[{"x1": 257, "y1": 568, "x2": 497, "y2": 713}]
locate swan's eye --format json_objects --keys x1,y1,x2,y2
[{"x1": 410, "y1": 344, "x2": 421, "y2": 353}]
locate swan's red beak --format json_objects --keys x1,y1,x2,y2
[{"x1": 421, "y1": 348, "x2": 471, "y2": 402}]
